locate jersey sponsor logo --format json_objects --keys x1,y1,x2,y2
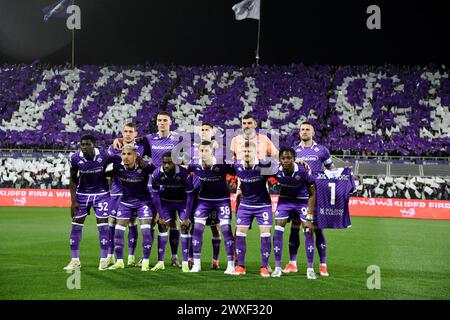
[
  {"x1": 299, "y1": 156, "x2": 319, "y2": 162},
  {"x1": 152, "y1": 145, "x2": 173, "y2": 150}
]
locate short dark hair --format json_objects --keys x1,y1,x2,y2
[
  {"x1": 200, "y1": 140, "x2": 212, "y2": 147},
  {"x1": 242, "y1": 113, "x2": 255, "y2": 121},
  {"x1": 80, "y1": 134, "x2": 96, "y2": 144},
  {"x1": 279, "y1": 147, "x2": 296, "y2": 158},
  {"x1": 300, "y1": 121, "x2": 314, "y2": 128},
  {"x1": 123, "y1": 123, "x2": 137, "y2": 130},
  {"x1": 202, "y1": 122, "x2": 213, "y2": 129},
  {"x1": 157, "y1": 111, "x2": 172, "y2": 119},
  {"x1": 162, "y1": 152, "x2": 172, "y2": 159}
]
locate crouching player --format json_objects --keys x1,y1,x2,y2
[
  {"x1": 271, "y1": 147, "x2": 316, "y2": 278},
  {"x1": 107, "y1": 144, "x2": 156, "y2": 271},
  {"x1": 150, "y1": 152, "x2": 195, "y2": 272},
  {"x1": 64, "y1": 134, "x2": 115, "y2": 271}
]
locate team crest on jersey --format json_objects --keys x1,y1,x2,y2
[
  {"x1": 195, "y1": 211, "x2": 201, "y2": 216},
  {"x1": 236, "y1": 218, "x2": 241, "y2": 224},
  {"x1": 137, "y1": 169, "x2": 142, "y2": 174},
  {"x1": 117, "y1": 211, "x2": 122, "y2": 216},
  {"x1": 176, "y1": 176, "x2": 181, "y2": 181},
  {"x1": 314, "y1": 147, "x2": 320, "y2": 152},
  {"x1": 295, "y1": 175, "x2": 301, "y2": 180},
  {"x1": 275, "y1": 211, "x2": 279, "y2": 216},
  {"x1": 97, "y1": 157, "x2": 103, "y2": 163},
  {"x1": 214, "y1": 167, "x2": 220, "y2": 172},
  {"x1": 78, "y1": 160, "x2": 84, "y2": 165}
]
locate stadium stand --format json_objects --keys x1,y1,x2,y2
[{"x1": 1, "y1": 63, "x2": 448, "y2": 199}]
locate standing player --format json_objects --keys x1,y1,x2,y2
[
  {"x1": 107, "y1": 144, "x2": 156, "y2": 271},
  {"x1": 233, "y1": 141, "x2": 277, "y2": 277},
  {"x1": 106, "y1": 123, "x2": 151, "y2": 267},
  {"x1": 150, "y1": 152, "x2": 194, "y2": 272},
  {"x1": 188, "y1": 141, "x2": 236, "y2": 274},
  {"x1": 114, "y1": 111, "x2": 184, "y2": 268},
  {"x1": 271, "y1": 147, "x2": 316, "y2": 278},
  {"x1": 64, "y1": 134, "x2": 115, "y2": 271},
  {"x1": 191, "y1": 123, "x2": 223, "y2": 270},
  {"x1": 286, "y1": 121, "x2": 336, "y2": 279},
  {"x1": 230, "y1": 113, "x2": 278, "y2": 161}
]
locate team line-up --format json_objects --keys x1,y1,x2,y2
[{"x1": 64, "y1": 112, "x2": 355, "y2": 279}]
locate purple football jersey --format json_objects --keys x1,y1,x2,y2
[
  {"x1": 275, "y1": 163, "x2": 315, "y2": 200},
  {"x1": 70, "y1": 148, "x2": 113, "y2": 194},
  {"x1": 315, "y1": 167, "x2": 356, "y2": 229},
  {"x1": 294, "y1": 141, "x2": 334, "y2": 198},
  {"x1": 144, "y1": 132, "x2": 183, "y2": 168},
  {"x1": 107, "y1": 141, "x2": 150, "y2": 195},
  {"x1": 234, "y1": 162, "x2": 273, "y2": 206},
  {"x1": 188, "y1": 160, "x2": 235, "y2": 201},
  {"x1": 294, "y1": 141, "x2": 333, "y2": 173},
  {"x1": 111, "y1": 162, "x2": 155, "y2": 206},
  {"x1": 150, "y1": 165, "x2": 194, "y2": 202}
]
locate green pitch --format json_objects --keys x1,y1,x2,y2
[{"x1": 0, "y1": 207, "x2": 449, "y2": 300}]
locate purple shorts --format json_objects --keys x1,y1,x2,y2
[
  {"x1": 159, "y1": 200, "x2": 186, "y2": 222},
  {"x1": 275, "y1": 198, "x2": 308, "y2": 222},
  {"x1": 236, "y1": 204, "x2": 272, "y2": 227},
  {"x1": 74, "y1": 192, "x2": 110, "y2": 219},
  {"x1": 116, "y1": 200, "x2": 153, "y2": 220},
  {"x1": 108, "y1": 195, "x2": 122, "y2": 218},
  {"x1": 193, "y1": 199, "x2": 232, "y2": 225}
]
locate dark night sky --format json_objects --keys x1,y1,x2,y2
[{"x1": 0, "y1": 0, "x2": 449, "y2": 66}]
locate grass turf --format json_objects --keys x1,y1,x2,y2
[{"x1": 0, "y1": 207, "x2": 449, "y2": 300}]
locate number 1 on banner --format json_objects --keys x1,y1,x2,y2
[{"x1": 328, "y1": 182, "x2": 336, "y2": 205}]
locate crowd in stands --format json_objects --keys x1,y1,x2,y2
[
  {"x1": 1, "y1": 62, "x2": 448, "y2": 199},
  {"x1": 1, "y1": 63, "x2": 448, "y2": 155}
]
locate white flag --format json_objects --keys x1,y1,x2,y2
[{"x1": 232, "y1": 0, "x2": 260, "y2": 20}]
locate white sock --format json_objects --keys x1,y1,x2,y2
[
  {"x1": 142, "y1": 259, "x2": 149, "y2": 264},
  {"x1": 128, "y1": 255, "x2": 135, "y2": 260},
  {"x1": 194, "y1": 258, "x2": 201, "y2": 267},
  {"x1": 72, "y1": 258, "x2": 80, "y2": 262},
  {"x1": 227, "y1": 261, "x2": 235, "y2": 268},
  {"x1": 107, "y1": 254, "x2": 113, "y2": 258},
  {"x1": 117, "y1": 259, "x2": 124, "y2": 264},
  {"x1": 172, "y1": 254, "x2": 178, "y2": 259},
  {"x1": 289, "y1": 260, "x2": 297, "y2": 267},
  {"x1": 100, "y1": 258, "x2": 106, "y2": 262}
]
